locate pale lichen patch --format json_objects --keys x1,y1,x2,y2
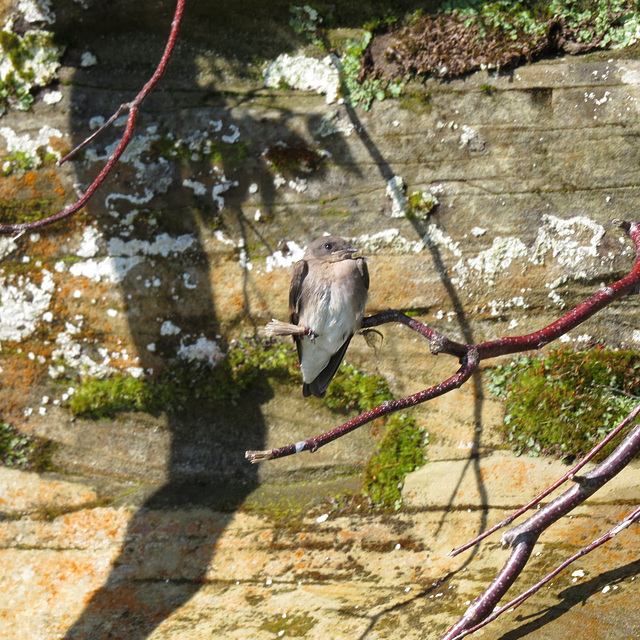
[
  {"x1": 0, "y1": 269, "x2": 55, "y2": 342},
  {"x1": 264, "y1": 54, "x2": 340, "y2": 104}
]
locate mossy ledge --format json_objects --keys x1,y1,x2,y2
[
  {"x1": 67, "y1": 335, "x2": 427, "y2": 509},
  {"x1": 487, "y1": 345, "x2": 640, "y2": 461}
]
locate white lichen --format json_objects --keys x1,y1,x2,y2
[
  {"x1": 265, "y1": 241, "x2": 305, "y2": 272},
  {"x1": 466, "y1": 237, "x2": 529, "y2": 285},
  {"x1": 0, "y1": 237, "x2": 17, "y2": 259},
  {"x1": 532, "y1": 214, "x2": 605, "y2": 266},
  {"x1": 160, "y1": 320, "x2": 181, "y2": 336},
  {"x1": 212, "y1": 175, "x2": 239, "y2": 210},
  {"x1": 18, "y1": 0, "x2": 55, "y2": 24},
  {"x1": 0, "y1": 24, "x2": 63, "y2": 115},
  {"x1": 356, "y1": 228, "x2": 424, "y2": 254},
  {"x1": 178, "y1": 335, "x2": 222, "y2": 365},
  {"x1": 314, "y1": 110, "x2": 355, "y2": 137},
  {"x1": 76, "y1": 225, "x2": 102, "y2": 258},
  {"x1": 80, "y1": 51, "x2": 97, "y2": 67},
  {"x1": 386, "y1": 176, "x2": 409, "y2": 218},
  {"x1": 183, "y1": 178, "x2": 207, "y2": 196},
  {"x1": 69, "y1": 233, "x2": 197, "y2": 283},
  {"x1": 0, "y1": 269, "x2": 55, "y2": 342},
  {"x1": 49, "y1": 323, "x2": 117, "y2": 379},
  {"x1": 0, "y1": 125, "x2": 64, "y2": 166},
  {"x1": 264, "y1": 53, "x2": 340, "y2": 104},
  {"x1": 458, "y1": 125, "x2": 485, "y2": 151}
]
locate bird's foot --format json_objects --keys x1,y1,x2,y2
[{"x1": 304, "y1": 327, "x2": 317, "y2": 341}]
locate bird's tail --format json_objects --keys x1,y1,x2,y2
[{"x1": 263, "y1": 319, "x2": 309, "y2": 337}]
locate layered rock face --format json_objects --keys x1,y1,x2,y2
[{"x1": 0, "y1": 2, "x2": 639, "y2": 639}]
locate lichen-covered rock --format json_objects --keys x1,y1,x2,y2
[{"x1": 1, "y1": 2, "x2": 640, "y2": 638}]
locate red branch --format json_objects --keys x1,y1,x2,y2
[
  {"x1": 0, "y1": 0, "x2": 185, "y2": 235},
  {"x1": 246, "y1": 220, "x2": 640, "y2": 463},
  {"x1": 449, "y1": 501, "x2": 640, "y2": 639},
  {"x1": 442, "y1": 409, "x2": 640, "y2": 639},
  {"x1": 449, "y1": 399, "x2": 640, "y2": 557}
]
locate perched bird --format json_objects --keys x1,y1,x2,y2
[{"x1": 288, "y1": 235, "x2": 369, "y2": 398}]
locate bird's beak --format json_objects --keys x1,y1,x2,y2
[{"x1": 334, "y1": 246, "x2": 357, "y2": 260}]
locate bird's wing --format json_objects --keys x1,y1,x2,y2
[
  {"x1": 304, "y1": 335, "x2": 352, "y2": 398},
  {"x1": 356, "y1": 257, "x2": 369, "y2": 290},
  {"x1": 289, "y1": 259, "x2": 308, "y2": 325},
  {"x1": 289, "y1": 259, "x2": 308, "y2": 362}
]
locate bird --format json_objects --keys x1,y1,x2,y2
[{"x1": 288, "y1": 235, "x2": 369, "y2": 398}]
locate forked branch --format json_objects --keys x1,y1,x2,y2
[
  {"x1": 0, "y1": 0, "x2": 185, "y2": 235},
  {"x1": 247, "y1": 219, "x2": 640, "y2": 464},
  {"x1": 442, "y1": 405, "x2": 640, "y2": 639}
]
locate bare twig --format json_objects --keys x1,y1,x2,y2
[
  {"x1": 0, "y1": 0, "x2": 186, "y2": 235},
  {"x1": 246, "y1": 347, "x2": 479, "y2": 463},
  {"x1": 448, "y1": 503, "x2": 640, "y2": 640},
  {"x1": 442, "y1": 415, "x2": 640, "y2": 639},
  {"x1": 247, "y1": 221, "x2": 640, "y2": 464},
  {"x1": 449, "y1": 400, "x2": 640, "y2": 557}
]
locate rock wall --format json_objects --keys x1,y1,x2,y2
[
  {"x1": 1, "y1": 2, "x2": 640, "y2": 639},
  {"x1": 0, "y1": 1, "x2": 639, "y2": 472}
]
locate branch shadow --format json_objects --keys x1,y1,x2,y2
[
  {"x1": 341, "y1": 96, "x2": 489, "y2": 559},
  {"x1": 53, "y1": 3, "x2": 360, "y2": 638},
  {"x1": 497, "y1": 557, "x2": 640, "y2": 640}
]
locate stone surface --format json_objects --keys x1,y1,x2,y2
[
  {"x1": 1, "y1": 469, "x2": 639, "y2": 640},
  {"x1": 0, "y1": 1, "x2": 639, "y2": 639},
  {"x1": 404, "y1": 452, "x2": 640, "y2": 509}
]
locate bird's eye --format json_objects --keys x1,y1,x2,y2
[{"x1": 323, "y1": 243, "x2": 333, "y2": 251}]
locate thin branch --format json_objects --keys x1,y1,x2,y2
[
  {"x1": 247, "y1": 220, "x2": 640, "y2": 464},
  {"x1": 441, "y1": 415, "x2": 640, "y2": 639},
  {"x1": 449, "y1": 400, "x2": 640, "y2": 557},
  {"x1": 56, "y1": 104, "x2": 128, "y2": 166},
  {"x1": 0, "y1": 0, "x2": 186, "y2": 235},
  {"x1": 475, "y1": 219, "x2": 640, "y2": 360},
  {"x1": 246, "y1": 347, "x2": 479, "y2": 463},
  {"x1": 448, "y1": 504, "x2": 640, "y2": 640}
]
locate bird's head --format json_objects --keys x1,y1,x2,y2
[{"x1": 305, "y1": 235, "x2": 358, "y2": 262}]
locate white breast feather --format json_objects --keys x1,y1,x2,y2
[{"x1": 298, "y1": 264, "x2": 364, "y2": 383}]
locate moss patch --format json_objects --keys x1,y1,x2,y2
[
  {"x1": 365, "y1": 1, "x2": 640, "y2": 84},
  {"x1": 487, "y1": 346, "x2": 640, "y2": 461},
  {"x1": 0, "y1": 196, "x2": 57, "y2": 224},
  {"x1": 0, "y1": 422, "x2": 55, "y2": 471},
  {"x1": 68, "y1": 335, "x2": 427, "y2": 509},
  {"x1": 363, "y1": 412, "x2": 427, "y2": 509},
  {"x1": 0, "y1": 28, "x2": 64, "y2": 114},
  {"x1": 262, "y1": 142, "x2": 324, "y2": 176},
  {"x1": 260, "y1": 612, "x2": 318, "y2": 637},
  {"x1": 68, "y1": 336, "x2": 301, "y2": 418}
]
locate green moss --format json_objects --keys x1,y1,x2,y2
[
  {"x1": 406, "y1": 190, "x2": 439, "y2": 220},
  {"x1": 68, "y1": 335, "x2": 301, "y2": 418},
  {"x1": 340, "y1": 31, "x2": 386, "y2": 111},
  {"x1": 324, "y1": 363, "x2": 394, "y2": 412},
  {"x1": 0, "y1": 28, "x2": 64, "y2": 114},
  {"x1": 399, "y1": 91, "x2": 433, "y2": 114},
  {"x1": 68, "y1": 335, "x2": 427, "y2": 509},
  {"x1": 0, "y1": 197, "x2": 57, "y2": 224},
  {"x1": 363, "y1": 412, "x2": 427, "y2": 509},
  {"x1": 322, "y1": 207, "x2": 351, "y2": 217},
  {"x1": 325, "y1": 363, "x2": 427, "y2": 509},
  {"x1": 487, "y1": 346, "x2": 640, "y2": 461},
  {"x1": 262, "y1": 143, "x2": 324, "y2": 176},
  {"x1": 0, "y1": 422, "x2": 55, "y2": 471},
  {"x1": 439, "y1": 1, "x2": 639, "y2": 45},
  {"x1": 261, "y1": 612, "x2": 318, "y2": 636},
  {"x1": 148, "y1": 135, "x2": 250, "y2": 167}
]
